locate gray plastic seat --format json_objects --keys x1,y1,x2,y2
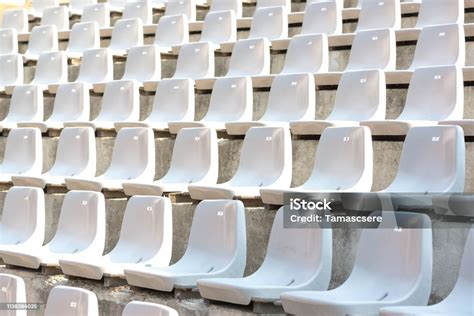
[
  {"x1": 0, "y1": 28, "x2": 18, "y2": 55},
  {"x1": 226, "y1": 38, "x2": 270, "y2": 76},
  {"x1": 30, "y1": 51, "x2": 67, "y2": 87},
  {"x1": 154, "y1": 14, "x2": 189, "y2": 52},
  {"x1": 0, "y1": 274, "x2": 27, "y2": 316},
  {"x1": 65, "y1": 21, "x2": 100, "y2": 59},
  {"x1": 198, "y1": 206, "x2": 332, "y2": 304},
  {"x1": 281, "y1": 211, "x2": 433, "y2": 316},
  {"x1": 1, "y1": 9, "x2": 28, "y2": 34},
  {"x1": 109, "y1": 18, "x2": 143, "y2": 56},
  {"x1": 30, "y1": 0, "x2": 59, "y2": 18},
  {"x1": 189, "y1": 127, "x2": 292, "y2": 200},
  {"x1": 380, "y1": 227, "x2": 473, "y2": 316},
  {"x1": 300, "y1": 1, "x2": 342, "y2": 36},
  {"x1": 226, "y1": 73, "x2": 315, "y2": 135},
  {"x1": 362, "y1": 66, "x2": 463, "y2": 135},
  {"x1": 210, "y1": 0, "x2": 242, "y2": 17},
  {"x1": 12, "y1": 127, "x2": 96, "y2": 188},
  {"x1": 80, "y1": 3, "x2": 110, "y2": 28},
  {"x1": 40, "y1": 6, "x2": 69, "y2": 31},
  {"x1": 291, "y1": 69, "x2": 386, "y2": 135},
  {"x1": 0, "y1": 191, "x2": 105, "y2": 270},
  {"x1": 23, "y1": 25, "x2": 58, "y2": 60},
  {"x1": 122, "y1": 302, "x2": 178, "y2": 316},
  {"x1": 70, "y1": 0, "x2": 98, "y2": 16},
  {"x1": 75, "y1": 48, "x2": 113, "y2": 86},
  {"x1": 0, "y1": 54, "x2": 23, "y2": 91},
  {"x1": 122, "y1": 0, "x2": 153, "y2": 25},
  {"x1": 121, "y1": 45, "x2": 161, "y2": 83},
  {"x1": 248, "y1": 6, "x2": 288, "y2": 41},
  {"x1": 261, "y1": 126, "x2": 373, "y2": 205},
  {"x1": 65, "y1": 127, "x2": 154, "y2": 191},
  {"x1": 173, "y1": 42, "x2": 214, "y2": 79},
  {"x1": 356, "y1": 0, "x2": 401, "y2": 31},
  {"x1": 447, "y1": 194, "x2": 474, "y2": 217},
  {"x1": 44, "y1": 286, "x2": 98, "y2": 316},
  {"x1": 415, "y1": 0, "x2": 464, "y2": 28},
  {"x1": 124, "y1": 200, "x2": 246, "y2": 291},
  {"x1": 168, "y1": 76, "x2": 252, "y2": 133},
  {"x1": 165, "y1": 0, "x2": 196, "y2": 21},
  {"x1": 123, "y1": 127, "x2": 218, "y2": 196},
  {"x1": 60, "y1": 196, "x2": 172, "y2": 280},
  {"x1": 200, "y1": 11, "x2": 237, "y2": 47},
  {"x1": 280, "y1": 34, "x2": 328, "y2": 75},
  {"x1": 0, "y1": 84, "x2": 44, "y2": 131}
]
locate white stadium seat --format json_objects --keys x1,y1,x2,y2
[
  {"x1": 1, "y1": 85, "x2": 44, "y2": 131},
  {"x1": 0, "y1": 28, "x2": 18, "y2": 55},
  {"x1": 109, "y1": 18, "x2": 144, "y2": 56},
  {"x1": 226, "y1": 38, "x2": 270, "y2": 76},
  {"x1": 260, "y1": 126, "x2": 373, "y2": 205},
  {"x1": 356, "y1": 0, "x2": 401, "y2": 31},
  {"x1": 189, "y1": 127, "x2": 292, "y2": 200},
  {"x1": 248, "y1": 6, "x2": 288, "y2": 41},
  {"x1": 80, "y1": 3, "x2": 110, "y2": 28},
  {"x1": 70, "y1": 0, "x2": 98, "y2": 16},
  {"x1": 0, "y1": 54, "x2": 23, "y2": 91},
  {"x1": 0, "y1": 274, "x2": 27, "y2": 316},
  {"x1": 65, "y1": 127, "x2": 154, "y2": 191},
  {"x1": 440, "y1": 119, "x2": 474, "y2": 136},
  {"x1": 165, "y1": 0, "x2": 196, "y2": 22},
  {"x1": 304, "y1": 0, "x2": 343, "y2": 11},
  {"x1": 256, "y1": 0, "x2": 290, "y2": 13},
  {"x1": 122, "y1": 127, "x2": 218, "y2": 196},
  {"x1": 173, "y1": 42, "x2": 215, "y2": 79},
  {"x1": 122, "y1": 301, "x2": 178, "y2": 316},
  {"x1": 65, "y1": 21, "x2": 100, "y2": 59},
  {"x1": 12, "y1": 127, "x2": 96, "y2": 188},
  {"x1": 40, "y1": 6, "x2": 69, "y2": 31},
  {"x1": 198, "y1": 206, "x2": 332, "y2": 304},
  {"x1": 1, "y1": 9, "x2": 28, "y2": 34},
  {"x1": 30, "y1": 51, "x2": 68, "y2": 87},
  {"x1": 210, "y1": 0, "x2": 242, "y2": 18},
  {"x1": 30, "y1": 0, "x2": 60, "y2": 19},
  {"x1": 415, "y1": 0, "x2": 464, "y2": 28},
  {"x1": 44, "y1": 286, "x2": 99, "y2": 316},
  {"x1": 23, "y1": 25, "x2": 58, "y2": 61},
  {"x1": 0, "y1": 191, "x2": 105, "y2": 270},
  {"x1": 122, "y1": 0, "x2": 153, "y2": 25},
  {"x1": 300, "y1": 1, "x2": 342, "y2": 36},
  {"x1": 121, "y1": 45, "x2": 161, "y2": 83},
  {"x1": 225, "y1": 73, "x2": 315, "y2": 135},
  {"x1": 124, "y1": 200, "x2": 246, "y2": 291},
  {"x1": 280, "y1": 34, "x2": 328, "y2": 74},
  {"x1": 200, "y1": 11, "x2": 237, "y2": 47},
  {"x1": 75, "y1": 48, "x2": 113, "y2": 86},
  {"x1": 59, "y1": 196, "x2": 172, "y2": 280},
  {"x1": 154, "y1": 15, "x2": 189, "y2": 52}
]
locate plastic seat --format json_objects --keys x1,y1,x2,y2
[
  {"x1": 226, "y1": 38, "x2": 270, "y2": 76},
  {"x1": 0, "y1": 274, "x2": 27, "y2": 316},
  {"x1": 0, "y1": 28, "x2": 18, "y2": 55},
  {"x1": 189, "y1": 127, "x2": 291, "y2": 200},
  {"x1": 40, "y1": 6, "x2": 69, "y2": 31},
  {"x1": 30, "y1": 51, "x2": 68, "y2": 87},
  {"x1": 291, "y1": 70, "x2": 385, "y2": 135},
  {"x1": 109, "y1": 0, "x2": 127, "y2": 13},
  {"x1": 65, "y1": 22, "x2": 100, "y2": 59},
  {"x1": 198, "y1": 206, "x2": 332, "y2": 304},
  {"x1": 256, "y1": 0, "x2": 290, "y2": 13},
  {"x1": 362, "y1": 66, "x2": 462, "y2": 135},
  {"x1": 0, "y1": 187, "x2": 44, "y2": 252},
  {"x1": 122, "y1": 301, "x2": 178, "y2": 316},
  {"x1": 300, "y1": 1, "x2": 342, "y2": 36},
  {"x1": 447, "y1": 194, "x2": 474, "y2": 217},
  {"x1": 123, "y1": 127, "x2": 218, "y2": 196},
  {"x1": 248, "y1": 6, "x2": 288, "y2": 41},
  {"x1": 165, "y1": 0, "x2": 196, "y2": 22},
  {"x1": 168, "y1": 76, "x2": 252, "y2": 133},
  {"x1": 356, "y1": 0, "x2": 401, "y2": 31},
  {"x1": 345, "y1": 28, "x2": 396, "y2": 71},
  {"x1": 23, "y1": 25, "x2": 58, "y2": 60},
  {"x1": 415, "y1": 0, "x2": 463, "y2": 28},
  {"x1": 200, "y1": 11, "x2": 237, "y2": 47},
  {"x1": 1, "y1": 190, "x2": 105, "y2": 270},
  {"x1": 30, "y1": 0, "x2": 60, "y2": 18},
  {"x1": 75, "y1": 48, "x2": 113, "y2": 86},
  {"x1": 60, "y1": 196, "x2": 172, "y2": 280},
  {"x1": 109, "y1": 18, "x2": 143, "y2": 56},
  {"x1": 66, "y1": 80, "x2": 138, "y2": 130},
  {"x1": 210, "y1": 0, "x2": 242, "y2": 18},
  {"x1": 151, "y1": 0, "x2": 168, "y2": 9},
  {"x1": 280, "y1": 34, "x2": 328, "y2": 75},
  {"x1": 261, "y1": 126, "x2": 373, "y2": 205},
  {"x1": 65, "y1": 127, "x2": 154, "y2": 191},
  {"x1": 226, "y1": 73, "x2": 315, "y2": 135},
  {"x1": 173, "y1": 42, "x2": 214, "y2": 79},
  {"x1": 12, "y1": 127, "x2": 96, "y2": 188},
  {"x1": 0, "y1": 85, "x2": 44, "y2": 131},
  {"x1": 80, "y1": 3, "x2": 110, "y2": 28},
  {"x1": 439, "y1": 119, "x2": 474, "y2": 137},
  {"x1": 124, "y1": 200, "x2": 246, "y2": 291},
  {"x1": 153, "y1": 15, "x2": 189, "y2": 52},
  {"x1": 1, "y1": 9, "x2": 29, "y2": 34},
  {"x1": 121, "y1": 45, "x2": 161, "y2": 83},
  {"x1": 0, "y1": 54, "x2": 23, "y2": 91},
  {"x1": 408, "y1": 24, "x2": 465, "y2": 70},
  {"x1": 281, "y1": 211, "x2": 433, "y2": 316},
  {"x1": 122, "y1": 0, "x2": 153, "y2": 25},
  {"x1": 70, "y1": 0, "x2": 98, "y2": 16},
  {"x1": 44, "y1": 286, "x2": 98, "y2": 316}
]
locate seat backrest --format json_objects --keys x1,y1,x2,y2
[
  {"x1": 346, "y1": 28, "x2": 396, "y2": 71},
  {"x1": 203, "y1": 76, "x2": 253, "y2": 122},
  {"x1": 356, "y1": 0, "x2": 401, "y2": 31},
  {"x1": 0, "y1": 54, "x2": 23, "y2": 87},
  {"x1": 0, "y1": 274, "x2": 26, "y2": 308},
  {"x1": 0, "y1": 28, "x2": 18, "y2": 55},
  {"x1": 109, "y1": 18, "x2": 144, "y2": 52},
  {"x1": 44, "y1": 286, "x2": 99, "y2": 316},
  {"x1": 387, "y1": 126, "x2": 465, "y2": 193},
  {"x1": 261, "y1": 73, "x2": 315, "y2": 122},
  {"x1": 32, "y1": 0, "x2": 60, "y2": 15},
  {"x1": 48, "y1": 127, "x2": 96, "y2": 178},
  {"x1": 200, "y1": 11, "x2": 237, "y2": 45},
  {"x1": 409, "y1": 24, "x2": 465, "y2": 70},
  {"x1": 281, "y1": 34, "x2": 328, "y2": 74},
  {"x1": 328, "y1": 69, "x2": 386, "y2": 121},
  {"x1": 81, "y1": 3, "x2": 110, "y2": 28},
  {"x1": 165, "y1": 0, "x2": 196, "y2": 21},
  {"x1": 256, "y1": 0, "x2": 290, "y2": 13},
  {"x1": 305, "y1": 126, "x2": 373, "y2": 191},
  {"x1": 48, "y1": 191, "x2": 105, "y2": 254},
  {"x1": 399, "y1": 65, "x2": 463, "y2": 121},
  {"x1": 40, "y1": 6, "x2": 69, "y2": 31},
  {"x1": 416, "y1": 0, "x2": 463, "y2": 28},
  {"x1": 173, "y1": 42, "x2": 214, "y2": 79},
  {"x1": 123, "y1": 0, "x2": 152, "y2": 24},
  {"x1": 148, "y1": 78, "x2": 194, "y2": 122},
  {"x1": 229, "y1": 127, "x2": 291, "y2": 187},
  {"x1": 66, "y1": 21, "x2": 100, "y2": 55},
  {"x1": 122, "y1": 301, "x2": 178, "y2": 316},
  {"x1": 210, "y1": 0, "x2": 242, "y2": 17},
  {"x1": 31, "y1": 51, "x2": 67, "y2": 85},
  {"x1": 1, "y1": 187, "x2": 44, "y2": 246},
  {"x1": 2, "y1": 128, "x2": 42, "y2": 177},
  {"x1": 5, "y1": 84, "x2": 44, "y2": 123},
  {"x1": 301, "y1": 1, "x2": 342, "y2": 36},
  {"x1": 109, "y1": 196, "x2": 172, "y2": 264},
  {"x1": 70, "y1": 0, "x2": 98, "y2": 15},
  {"x1": 248, "y1": 6, "x2": 287, "y2": 41},
  {"x1": 227, "y1": 38, "x2": 270, "y2": 76},
  {"x1": 122, "y1": 45, "x2": 161, "y2": 82},
  {"x1": 76, "y1": 48, "x2": 113, "y2": 84},
  {"x1": 97, "y1": 80, "x2": 139, "y2": 122},
  {"x1": 154, "y1": 14, "x2": 189, "y2": 49},
  {"x1": 161, "y1": 128, "x2": 218, "y2": 184},
  {"x1": 2, "y1": 9, "x2": 28, "y2": 33},
  {"x1": 26, "y1": 25, "x2": 58, "y2": 56}
]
